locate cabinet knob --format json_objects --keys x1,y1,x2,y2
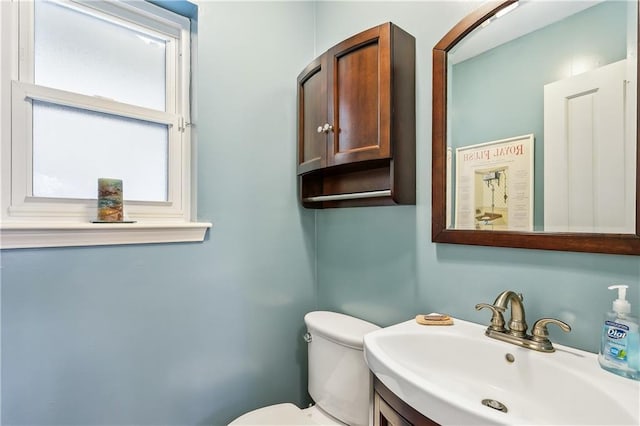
[{"x1": 317, "y1": 123, "x2": 334, "y2": 134}]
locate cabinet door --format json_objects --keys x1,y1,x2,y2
[
  {"x1": 327, "y1": 23, "x2": 392, "y2": 167},
  {"x1": 374, "y1": 377, "x2": 440, "y2": 426},
  {"x1": 297, "y1": 55, "x2": 328, "y2": 175},
  {"x1": 375, "y1": 392, "x2": 413, "y2": 426}
]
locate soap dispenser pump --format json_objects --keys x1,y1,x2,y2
[{"x1": 598, "y1": 285, "x2": 639, "y2": 380}]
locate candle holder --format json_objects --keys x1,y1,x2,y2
[{"x1": 97, "y1": 178, "x2": 123, "y2": 222}]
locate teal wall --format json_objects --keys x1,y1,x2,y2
[
  {"x1": 451, "y1": 1, "x2": 628, "y2": 228},
  {"x1": 1, "y1": 2, "x2": 639, "y2": 426},
  {"x1": 314, "y1": 0, "x2": 640, "y2": 353},
  {"x1": 2, "y1": 2, "x2": 317, "y2": 425}
]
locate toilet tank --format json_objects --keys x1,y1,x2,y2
[{"x1": 304, "y1": 311, "x2": 380, "y2": 426}]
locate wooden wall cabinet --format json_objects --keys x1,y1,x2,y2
[{"x1": 297, "y1": 22, "x2": 416, "y2": 208}]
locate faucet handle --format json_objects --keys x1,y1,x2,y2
[
  {"x1": 475, "y1": 303, "x2": 506, "y2": 332},
  {"x1": 531, "y1": 318, "x2": 571, "y2": 351}
]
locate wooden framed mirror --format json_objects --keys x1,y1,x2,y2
[{"x1": 432, "y1": 0, "x2": 640, "y2": 255}]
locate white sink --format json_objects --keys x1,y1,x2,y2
[{"x1": 364, "y1": 317, "x2": 640, "y2": 425}]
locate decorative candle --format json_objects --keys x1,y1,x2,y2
[{"x1": 97, "y1": 178, "x2": 123, "y2": 222}]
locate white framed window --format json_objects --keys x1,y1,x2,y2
[{"x1": 1, "y1": 0, "x2": 210, "y2": 248}]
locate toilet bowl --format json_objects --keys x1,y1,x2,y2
[
  {"x1": 230, "y1": 403, "x2": 342, "y2": 425},
  {"x1": 229, "y1": 311, "x2": 380, "y2": 426}
]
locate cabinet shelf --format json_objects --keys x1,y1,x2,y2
[{"x1": 302, "y1": 190, "x2": 391, "y2": 203}]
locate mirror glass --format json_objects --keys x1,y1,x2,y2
[{"x1": 446, "y1": 0, "x2": 637, "y2": 234}]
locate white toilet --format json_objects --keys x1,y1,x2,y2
[{"x1": 229, "y1": 311, "x2": 380, "y2": 426}]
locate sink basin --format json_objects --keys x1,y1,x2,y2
[{"x1": 364, "y1": 317, "x2": 640, "y2": 425}]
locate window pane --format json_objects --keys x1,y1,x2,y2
[
  {"x1": 34, "y1": 0, "x2": 166, "y2": 111},
  {"x1": 32, "y1": 101, "x2": 168, "y2": 202}
]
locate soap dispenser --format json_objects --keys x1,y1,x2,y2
[{"x1": 598, "y1": 285, "x2": 639, "y2": 380}]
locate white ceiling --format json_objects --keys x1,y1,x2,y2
[{"x1": 450, "y1": 0, "x2": 605, "y2": 64}]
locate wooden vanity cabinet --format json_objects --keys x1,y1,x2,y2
[
  {"x1": 374, "y1": 376, "x2": 440, "y2": 426},
  {"x1": 297, "y1": 22, "x2": 415, "y2": 208}
]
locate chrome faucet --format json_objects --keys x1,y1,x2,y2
[{"x1": 475, "y1": 290, "x2": 571, "y2": 352}]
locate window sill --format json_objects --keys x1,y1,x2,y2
[{"x1": 0, "y1": 221, "x2": 212, "y2": 249}]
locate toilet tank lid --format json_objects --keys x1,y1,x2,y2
[{"x1": 304, "y1": 311, "x2": 380, "y2": 349}]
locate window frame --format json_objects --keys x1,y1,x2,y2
[{"x1": 0, "y1": 0, "x2": 210, "y2": 249}]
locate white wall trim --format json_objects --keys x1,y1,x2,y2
[{"x1": 1, "y1": 221, "x2": 212, "y2": 249}]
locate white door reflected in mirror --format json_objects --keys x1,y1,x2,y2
[{"x1": 544, "y1": 59, "x2": 636, "y2": 233}]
